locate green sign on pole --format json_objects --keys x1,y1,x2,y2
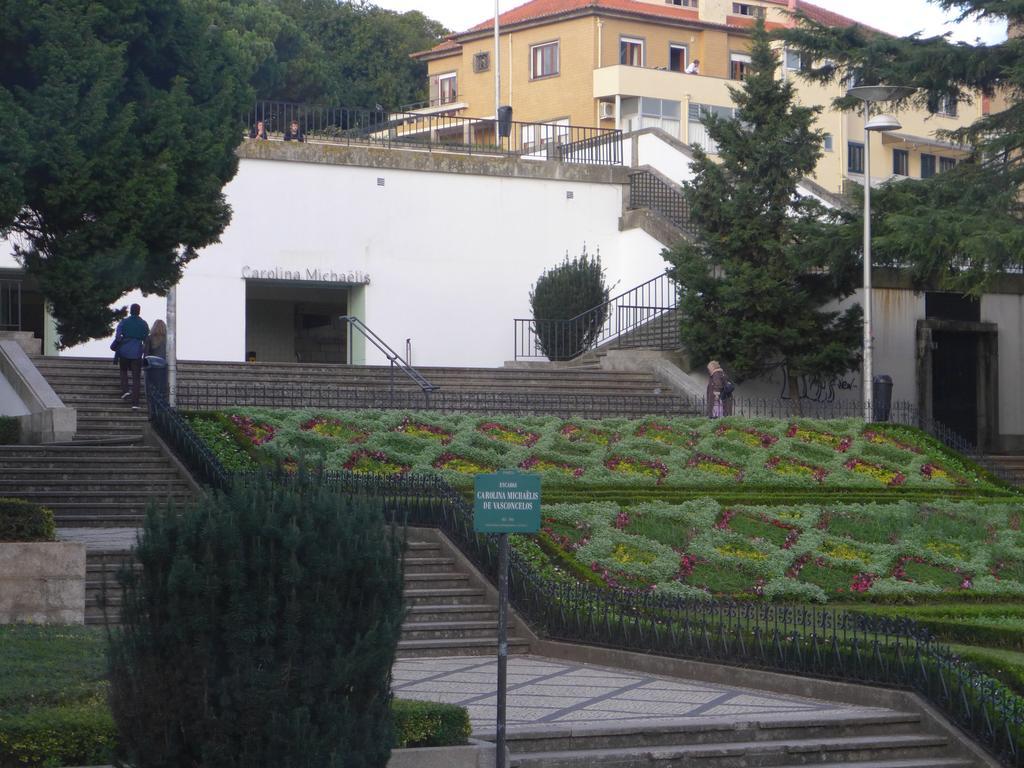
[{"x1": 474, "y1": 470, "x2": 541, "y2": 533}]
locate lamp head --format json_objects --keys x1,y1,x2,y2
[
  {"x1": 846, "y1": 85, "x2": 917, "y2": 102},
  {"x1": 866, "y1": 114, "x2": 902, "y2": 132}
]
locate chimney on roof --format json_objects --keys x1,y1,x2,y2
[{"x1": 788, "y1": 0, "x2": 797, "y2": 11}]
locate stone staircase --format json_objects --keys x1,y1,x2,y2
[
  {"x1": 84, "y1": 528, "x2": 531, "y2": 659},
  {"x1": 502, "y1": 712, "x2": 976, "y2": 768},
  {"x1": 1, "y1": 355, "x2": 196, "y2": 527}
]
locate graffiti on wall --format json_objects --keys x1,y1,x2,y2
[{"x1": 777, "y1": 367, "x2": 858, "y2": 403}]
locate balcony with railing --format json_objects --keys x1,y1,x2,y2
[{"x1": 244, "y1": 101, "x2": 623, "y2": 166}]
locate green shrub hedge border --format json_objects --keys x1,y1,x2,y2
[
  {"x1": 0, "y1": 697, "x2": 470, "y2": 767},
  {"x1": 0, "y1": 499, "x2": 55, "y2": 542}
]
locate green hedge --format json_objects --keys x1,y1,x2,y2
[
  {"x1": 0, "y1": 416, "x2": 18, "y2": 445},
  {"x1": 0, "y1": 499, "x2": 55, "y2": 542},
  {"x1": 392, "y1": 698, "x2": 471, "y2": 748},
  {"x1": 0, "y1": 698, "x2": 470, "y2": 767},
  {"x1": 0, "y1": 698, "x2": 116, "y2": 768}
]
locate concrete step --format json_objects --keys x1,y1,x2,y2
[
  {"x1": 504, "y1": 713, "x2": 925, "y2": 753},
  {"x1": 1, "y1": 468, "x2": 182, "y2": 480},
  {"x1": 0, "y1": 479, "x2": 190, "y2": 493},
  {"x1": 403, "y1": 572, "x2": 469, "y2": 589},
  {"x1": 405, "y1": 604, "x2": 498, "y2": 623},
  {"x1": 395, "y1": 636, "x2": 530, "y2": 658},
  {"x1": 400, "y1": 621, "x2": 499, "y2": 640},
  {"x1": 404, "y1": 556, "x2": 457, "y2": 574},
  {"x1": 404, "y1": 587, "x2": 486, "y2": 606},
  {"x1": 507, "y1": 733, "x2": 952, "y2": 768}
]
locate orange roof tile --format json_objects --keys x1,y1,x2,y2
[{"x1": 451, "y1": 0, "x2": 875, "y2": 37}]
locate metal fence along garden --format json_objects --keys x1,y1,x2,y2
[{"x1": 146, "y1": 391, "x2": 1024, "y2": 767}]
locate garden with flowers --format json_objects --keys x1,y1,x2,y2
[{"x1": 186, "y1": 407, "x2": 1024, "y2": 691}]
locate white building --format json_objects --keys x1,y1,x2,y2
[{"x1": 2, "y1": 130, "x2": 1022, "y2": 452}]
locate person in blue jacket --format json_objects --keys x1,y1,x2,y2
[{"x1": 112, "y1": 304, "x2": 150, "y2": 409}]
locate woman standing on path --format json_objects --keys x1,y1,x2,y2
[{"x1": 705, "y1": 360, "x2": 734, "y2": 418}]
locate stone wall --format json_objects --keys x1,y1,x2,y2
[{"x1": 0, "y1": 542, "x2": 86, "y2": 624}]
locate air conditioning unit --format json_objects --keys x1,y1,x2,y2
[{"x1": 599, "y1": 102, "x2": 616, "y2": 120}]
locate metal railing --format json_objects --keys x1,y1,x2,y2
[
  {"x1": 244, "y1": 100, "x2": 623, "y2": 166},
  {"x1": 0, "y1": 278, "x2": 22, "y2": 331},
  {"x1": 514, "y1": 273, "x2": 680, "y2": 361},
  {"x1": 629, "y1": 169, "x2": 700, "y2": 237},
  {"x1": 144, "y1": 402, "x2": 1023, "y2": 767},
  {"x1": 340, "y1": 316, "x2": 439, "y2": 405}
]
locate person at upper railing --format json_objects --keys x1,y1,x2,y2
[
  {"x1": 248, "y1": 120, "x2": 267, "y2": 140},
  {"x1": 685, "y1": 59, "x2": 700, "y2": 75},
  {"x1": 284, "y1": 120, "x2": 305, "y2": 142}
]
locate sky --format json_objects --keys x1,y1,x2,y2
[{"x1": 374, "y1": 0, "x2": 1008, "y2": 44}]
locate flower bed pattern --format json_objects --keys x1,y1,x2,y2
[
  {"x1": 786, "y1": 424, "x2": 853, "y2": 452},
  {"x1": 559, "y1": 423, "x2": 618, "y2": 445},
  {"x1": 229, "y1": 415, "x2": 276, "y2": 446},
  {"x1": 862, "y1": 429, "x2": 923, "y2": 454},
  {"x1": 765, "y1": 455, "x2": 828, "y2": 483},
  {"x1": 342, "y1": 449, "x2": 410, "y2": 476},
  {"x1": 605, "y1": 456, "x2": 668, "y2": 483},
  {"x1": 635, "y1": 422, "x2": 699, "y2": 447},
  {"x1": 717, "y1": 424, "x2": 778, "y2": 449},
  {"x1": 479, "y1": 422, "x2": 539, "y2": 447},
  {"x1": 687, "y1": 453, "x2": 744, "y2": 481},
  {"x1": 843, "y1": 458, "x2": 907, "y2": 487},
  {"x1": 393, "y1": 418, "x2": 453, "y2": 444},
  {"x1": 300, "y1": 417, "x2": 369, "y2": 443},
  {"x1": 921, "y1": 462, "x2": 966, "y2": 485},
  {"x1": 432, "y1": 452, "x2": 496, "y2": 475},
  {"x1": 519, "y1": 456, "x2": 584, "y2": 478}
]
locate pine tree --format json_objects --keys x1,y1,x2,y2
[
  {"x1": 108, "y1": 473, "x2": 405, "y2": 768},
  {"x1": 530, "y1": 248, "x2": 610, "y2": 361},
  {"x1": 779, "y1": 1, "x2": 1024, "y2": 293},
  {"x1": 663, "y1": 20, "x2": 862, "y2": 391}
]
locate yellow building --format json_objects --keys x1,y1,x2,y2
[{"x1": 412, "y1": 0, "x2": 982, "y2": 193}]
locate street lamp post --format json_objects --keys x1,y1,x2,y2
[{"x1": 846, "y1": 85, "x2": 915, "y2": 422}]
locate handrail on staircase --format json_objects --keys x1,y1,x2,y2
[
  {"x1": 340, "y1": 316, "x2": 439, "y2": 404},
  {"x1": 513, "y1": 272, "x2": 679, "y2": 362}
]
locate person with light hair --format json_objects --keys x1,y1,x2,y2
[{"x1": 705, "y1": 360, "x2": 734, "y2": 418}]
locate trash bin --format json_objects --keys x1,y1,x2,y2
[
  {"x1": 144, "y1": 355, "x2": 168, "y2": 402},
  {"x1": 497, "y1": 105, "x2": 513, "y2": 138},
  {"x1": 872, "y1": 374, "x2": 893, "y2": 422}
]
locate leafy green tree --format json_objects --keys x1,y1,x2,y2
[
  {"x1": 530, "y1": 248, "x2": 610, "y2": 361},
  {"x1": 779, "y1": 1, "x2": 1024, "y2": 294},
  {"x1": 108, "y1": 472, "x2": 405, "y2": 768},
  {"x1": 0, "y1": 0, "x2": 256, "y2": 346},
  {"x1": 663, "y1": 20, "x2": 862, "y2": 392}
]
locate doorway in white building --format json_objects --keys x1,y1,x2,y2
[{"x1": 244, "y1": 281, "x2": 349, "y2": 364}]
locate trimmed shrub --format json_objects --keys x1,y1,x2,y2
[
  {"x1": 0, "y1": 499, "x2": 55, "y2": 542},
  {"x1": 0, "y1": 698, "x2": 116, "y2": 768},
  {"x1": 108, "y1": 472, "x2": 405, "y2": 768},
  {"x1": 529, "y1": 249, "x2": 609, "y2": 361},
  {"x1": 0, "y1": 416, "x2": 19, "y2": 445},
  {"x1": 392, "y1": 699, "x2": 471, "y2": 748}
]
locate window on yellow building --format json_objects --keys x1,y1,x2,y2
[
  {"x1": 667, "y1": 0, "x2": 698, "y2": 6},
  {"x1": 921, "y1": 153, "x2": 937, "y2": 179},
  {"x1": 669, "y1": 44, "x2": 688, "y2": 72},
  {"x1": 732, "y1": 3, "x2": 765, "y2": 17},
  {"x1": 848, "y1": 142, "x2": 864, "y2": 174},
  {"x1": 620, "y1": 37, "x2": 644, "y2": 67},
  {"x1": 940, "y1": 156, "x2": 958, "y2": 172},
  {"x1": 730, "y1": 53, "x2": 752, "y2": 80},
  {"x1": 930, "y1": 94, "x2": 958, "y2": 117},
  {"x1": 893, "y1": 149, "x2": 909, "y2": 177},
  {"x1": 429, "y1": 72, "x2": 458, "y2": 106},
  {"x1": 473, "y1": 52, "x2": 490, "y2": 73},
  {"x1": 530, "y1": 41, "x2": 560, "y2": 79}
]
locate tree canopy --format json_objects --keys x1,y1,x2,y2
[
  {"x1": 663, "y1": 21, "x2": 862, "y2": 388},
  {"x1": 779, "y1": 1, "x2": 1024, "y2": 294},
  {"x1": 0, "y1": 0, "x2": 447, "y2": 347}
]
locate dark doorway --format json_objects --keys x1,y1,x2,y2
[
  {"x1": 245, "y1": 281, "x2": 348, "y2": 364},
  {"x1": 931, "y1": 330, "x2": 979, "y2": 444}
]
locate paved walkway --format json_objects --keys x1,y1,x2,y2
[
  {"x1": 58, "y1": 527, "x2": 139, "y2": 551},
  {"x1": 392, "y1": 655, "x2": 890, "y2": 737}
]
